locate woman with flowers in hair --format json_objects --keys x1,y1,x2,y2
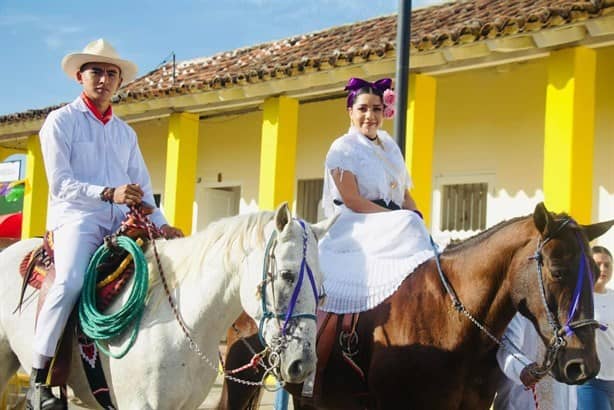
[{"x1": 318, "y1": 77, "x2": 434, "y2": 314}]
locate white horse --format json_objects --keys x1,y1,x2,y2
[{"x1": 0, "y1": 203, "x2": 336, "y2": 409}]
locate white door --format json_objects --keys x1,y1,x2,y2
[{"x1": 195, "y1": 186, "x2": 240, "y2": 232}]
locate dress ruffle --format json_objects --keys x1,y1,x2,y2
[{"x1": 319, "y1": 209, "x2": 434, "y2": 313}]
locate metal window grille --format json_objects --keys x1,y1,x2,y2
[
  {"x1": 441, "y1": 183, "x2": 487, "y2": 231},
  {"x1": 297, "y1": 179, "x2": 324, "y2": 223}
]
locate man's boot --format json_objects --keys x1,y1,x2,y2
[{"x1": 25, "y1": 367, "x2": 65, "y2": 410}]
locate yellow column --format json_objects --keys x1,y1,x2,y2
[
  {"x1": 405, "y1": 74, "x2": 437, "y2": 226},
  {"x1": 258, "y1": 96, "x2": 299, "y2": 210},
  {"x1": 543, "y1": 47, "x2": 596, "y2": 223},
  {"x1": 163, "y1": 112, "x2": 199, "y2": 233},
  {"x1": 22, "y1": 134, "x2": 48, "y2": 238}
]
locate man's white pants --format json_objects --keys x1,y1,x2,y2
[{"x1": 33, "y1": 208, "x2": 125, "y2": 357}]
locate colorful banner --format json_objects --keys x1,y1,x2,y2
[{"x1": 0, "y1": 179, "x2": 25, "y2": 202}]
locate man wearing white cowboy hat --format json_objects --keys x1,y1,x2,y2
[{"x1": 28, "y1": 38, "x2": 183, "y2": 409}]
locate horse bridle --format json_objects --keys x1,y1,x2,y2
[
  {"x1": 431, "y1": 217, "x2": 602, "y2": 377},
  {"x1": 257, "y1": 218, "x2": 320, "y2": 381},
  {"x1": 527, "y1": 217, "x2": 602, "y2": 377}
]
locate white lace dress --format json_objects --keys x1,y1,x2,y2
[{"x1": 319, "y1": 127, "x2": 434, "y2": 313}]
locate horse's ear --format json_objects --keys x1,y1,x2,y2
[
  {"x1": 533, "y1": 202, "x2": 553, "y2": 237},
  {"x1": 581, "y1": 219, "x2": 614, "y2": 242},
  {"x1": 275, "y1": 202, "x2": 292, "y2": 232},
  {"x1": 310, "y1": 214, "x2": 339, "y2": 240}
]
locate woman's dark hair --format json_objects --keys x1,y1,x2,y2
[
  {"x1": 592, "y1": 245, "x2": 612, "y2": 259},
  {"x1": 347, "y1": 86, "x2": 384, "y2": 108}
]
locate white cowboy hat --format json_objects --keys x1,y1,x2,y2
[{"x1": 61, "y1": 38, "x2": 138, "y2": 83}]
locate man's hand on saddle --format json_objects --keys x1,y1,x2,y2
[
  {"x1": 113, "y1": 183, "x2": 144, "y2": 206},
  {"x1": 160, "y1": 224, "x2": 184, "y2": 239}
]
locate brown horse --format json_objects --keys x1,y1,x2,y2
[
  {"x1": 216, "y1": 203, "x2": 614, "y2": 410},
  {"x1": 216, "y1": 313, "x2": 265, "y2": 410}
]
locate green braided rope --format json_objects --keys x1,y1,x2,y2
[{"x1": 78, "y1": 236, "x2": 149, "y2": 359}]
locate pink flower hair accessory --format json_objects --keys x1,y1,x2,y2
[
  {"x1": 383, "y1": 105, "x2": 395, "y2": 119},
  {"x1": 383, "y1": 89, "x2": 395, "y2": 106},
  {"x1": 383, "y1": 89, "x2": 396, "y2": 119}
]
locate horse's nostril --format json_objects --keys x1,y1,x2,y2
[
  {"x1": 288, "y1": 359, "x2": 304, "y2": 379},
  {"x1": 564, "y1": 360, "x2": 586, "y2": 382}
]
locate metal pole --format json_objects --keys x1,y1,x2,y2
[
  {"x1": 394, "y1": 0, "x2": 413, "y2": 157},
  {"x1": 172, "y1": 52, "x2": 176, "y2": 85}
]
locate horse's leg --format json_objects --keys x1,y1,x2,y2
[
  {"x1": 0, "y1": 239, "x2": 42, "y2": 393},
  {"x1": 292, "y1": 395, "x2": 323, "y2": 410},
  {"x1": 216, "y1": 375, "x2": 232, "y2": 410},
  {"x1": 458, "y1": 361, "x2": 501, "y2": 410},
  {"x1": 0, "y1": 330, "x2": 21, "y2": 392},
  {"x1": 216, "y1": 373, "x2": 263, "y2": 410},
  {"x1": 246, "y1": 393, "x2": 263, "y2": 410}
]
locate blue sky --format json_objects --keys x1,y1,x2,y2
[{"x1": 0, "y1": 0, "x2": 443, "y2": 116}]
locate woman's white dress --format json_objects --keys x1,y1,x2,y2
[{"x1": 319, "y1": 127, "x2": 434, "y2": 313}]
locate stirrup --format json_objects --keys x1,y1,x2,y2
[{"x1": 25, "y1": 383, "x2": 66, "y2": 410}]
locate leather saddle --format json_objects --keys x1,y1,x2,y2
[{"x1": 300, "y1": 310, "x2": 365, "y2": 403}]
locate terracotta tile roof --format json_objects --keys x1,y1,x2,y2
[
  {"x1": 1, "y1": 104, "x2": 67, "y2": 125},
  {"x1": 2, "y1": 0, "x2": 611, "y2": 126}
]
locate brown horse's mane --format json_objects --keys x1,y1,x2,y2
[
  {"x1": 443, "y1": 215, "x2": 529, "y2": 254},
  {"x1": 443, "y1": 210, "x2": 577, "y2": 255}
]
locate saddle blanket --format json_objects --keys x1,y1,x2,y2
[{"x1": 319, "y1": 209, "x2": 435, "y2": 313}]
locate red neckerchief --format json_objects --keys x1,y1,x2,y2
[{"x1": 81, "y1": 92, "x2": 113, "y2": 125}]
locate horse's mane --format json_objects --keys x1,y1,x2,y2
[
  {"x1": 149, "y1": 211, "x2": 275, "y2": 289},
  {"x1": 196, "y1": 210, "x2": 275, "y2": 268},
  {"x1": 443, "y1": 210, "x2": 580, "y2": 254},
  {"x1": 443, "y1": 215, "x2": 529, "y2": 254}
]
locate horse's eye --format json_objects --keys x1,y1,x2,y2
[
  {"x1": 549, "y1": 267, "x2": 564, "y2": 280},
  {"x1": 280, "y1": 270, "x2": 295, "y2": 283}
]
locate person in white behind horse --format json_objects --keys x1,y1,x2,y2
[
  {"x1": 319, "y1": 77, "x2": 433, "y2": 314},
  {"x1": 493, "y1": 313, "x2": 576, "y2": 410},
  {"x1": 577, "y1": 245, "x2": 614, "y2": 409},
  {"x1": 28, "y1": 38, "x2": 182, "y2": 409}
]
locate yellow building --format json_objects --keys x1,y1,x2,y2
[{"x1": 0, "y1": 0, "x2": 612, "y2": 254}]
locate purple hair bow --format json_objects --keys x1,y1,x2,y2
[{"x1": 345, "y1": 77, "x2": 392, "y2": 107}]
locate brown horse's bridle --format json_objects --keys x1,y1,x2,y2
[
  {"x1": 527, "y1": 217, "x2": 601, "y2": 377},
  {"x1": 431, "y1": 217, "x2": 601, "y2": 378}
]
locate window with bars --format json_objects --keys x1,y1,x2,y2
[
  {"x1": 440, "y1": 183, "x2": 487, "y2": 231},
  {"x1": 296, "y1": 178, "x2": 324, "y2": 223}
]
